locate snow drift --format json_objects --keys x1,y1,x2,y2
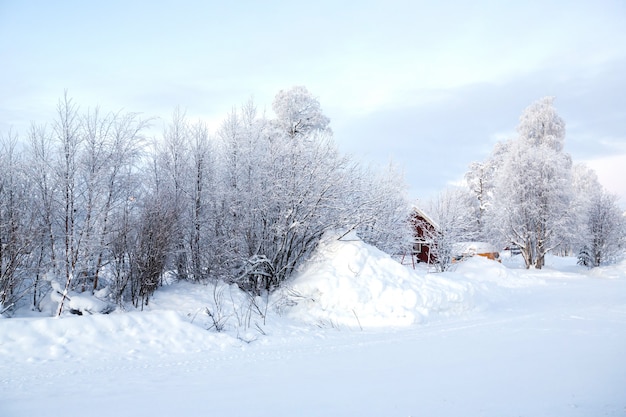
[
  {"x1": 0, "y1": 310, "x2": 238, "y2": 365},
  {"x1": 281, "y1": 232, "x2": 475, "y2": 327}
]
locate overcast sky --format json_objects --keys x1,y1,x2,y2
[{"x1": 1, "y1": 0, "x2": 625, "y2": 205}]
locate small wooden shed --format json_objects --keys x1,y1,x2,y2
[{"x1": 409, "y1": 207, "x2": 438, "y2": 264}]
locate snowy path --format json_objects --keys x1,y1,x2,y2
[{"x1": 2, "y1": 274, "x2": 625, "y2": 417}]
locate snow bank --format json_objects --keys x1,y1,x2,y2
[
  {"x1": 279, "y1": 231, "x2": 475, "y2": 328},
  {"x1": 449, "y1": 255, "x2": 545, "y2": 288},
  {"x1": 0, "y1": 310, "x2": 238, "y2": 364},
  {"x1": 587, "y1": 257, "x2": 626, "y2": 280}
]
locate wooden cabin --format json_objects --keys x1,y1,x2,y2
[{"x1": 409, "y1": 207, "x2": 438, "y2": 264}]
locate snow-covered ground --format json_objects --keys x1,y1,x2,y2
[{"x1": 1, "y1": 232, "x2": 625, "y2": 416}]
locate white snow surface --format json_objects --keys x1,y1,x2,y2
[{"x1": 2, "y1": 233, "x2": 625, "y2": 416}]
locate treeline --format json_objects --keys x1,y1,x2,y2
[
  {"x1": 421, "y1": 97, "x2": 625, "y2": 271},
  {"x1": 0, "y1": 87, "x2": 412, "y2": 315}
]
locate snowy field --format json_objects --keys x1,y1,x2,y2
[{"x1": 1, "y1": 233, "x2": 625, "y2": 416}]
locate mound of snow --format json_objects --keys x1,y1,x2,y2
[
  {"x1": 279, "y1": 231, "x2": 475, "y2": 328},
  {"x1": 49, "y1": 280, "x2": 115, "y2": 315},
  {"x1": 588, "y1": 258, "x2": 626, "y2": 280},
  {"x1": 449, "y1": 256, "x2": 546, "y2": 288},
  {"x1": 0, "y1": 310, "x2": 238, "y2": 364}
]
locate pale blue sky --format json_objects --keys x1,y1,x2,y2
[{"x1": 1, "y1": 0, "x2": 625, "y2": 203}]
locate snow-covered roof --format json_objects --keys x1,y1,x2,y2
[{"x1": 411, "y1": 206, "x2": 439, "y2": 229}]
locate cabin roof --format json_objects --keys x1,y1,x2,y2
[{"x1": 411, "y1": 206, "x2": 439, "y2": 230}]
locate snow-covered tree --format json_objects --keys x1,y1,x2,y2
[
  {"x1": 516, "y1": 96, "x2": 566, "y2": 152},
  {"x1": 186, "y1": 120, "x2": 216, "y2": 281},
  {"x1": 578, "y1": 194, "x2": 624, "y2": 267},
  {"x1": 215, "y1": 100, "x2": 273, "y2": 289},
  {"x1": 215, "y1": 98, "x2": 347, "y2": 293},
  {"x1": 90, "y1": 111, "x2": 146, "y2": 291},
  {"x1": 561, "y1": 162, "x2": 603, "y2": 256},
  {"x1": 464, "y1": 138, "x2": 515, "y2": 242},
  {"x1": 158, "y1": 108, "x2": 192, "y2": 280},
  {"x1": 76, "y1": 108, "x2": 147, "y2": 293},
  {"x1": 488, "y1": 97, "x2": 573, "y2": 269},
  {"x1": 272, "y1": 86, "x2": 331, "y2": 138},
  {"x1": 423, "y1": 188, "x2": 480, "y2": 271},
  {"x1": 53, "y1": 93, "x2": 83, "y2": 315},
  {"x1": 27, "y1": 123, "x2": 58, "y2": 310},
  {"x1": 107, "y1": 168, "x2": 143, "y2": 306},
  {"x1": 346, "y1": 162, "x2": 414, "y2": 255},
  {"x1": 464, "y1": 160, "x2": 495, "y2": 240},
  {"x1": 131, "y1": 194, "x2": 177, "y2": 308},
  {"x1": 575, "y1": 172, "x2": 625, "y2": 267},
  {"x1": 0, "y1": 131, "x2": 35, "y2": 315}
]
